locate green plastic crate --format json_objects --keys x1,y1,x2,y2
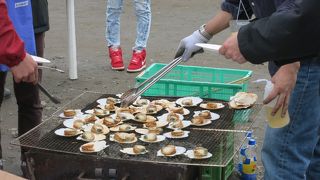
[{"x1": 136, "y1": 63, "x2": 252, "y2": 101}]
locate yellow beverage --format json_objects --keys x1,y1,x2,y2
[{"x1": 265, "y1": 106, "x2": 290, "y2": 128}]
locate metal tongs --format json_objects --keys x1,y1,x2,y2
[{"x1": 120, "y1": 57, "x2": 183, "y2": 107}]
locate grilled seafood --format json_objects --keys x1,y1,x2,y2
[
  {"x1": 63, "y1": 109, "x2": 76, "y2": 117},
  {"x1": 161, "y1": 145, "x2": 176, "y2": 156},
  {"x1": 133, "y1": 145, "x2": 147, "y2": 154},
  {"x1": 81, "y1": 131, "x2": 95, "y2": 141}
]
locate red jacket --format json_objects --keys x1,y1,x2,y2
[{"x1": 0, "y1": 0, "x2": 26, "y2": 67}]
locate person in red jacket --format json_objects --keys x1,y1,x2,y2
[{"x1": 0, "y1": 0, "x2": 38, "y2": 170}]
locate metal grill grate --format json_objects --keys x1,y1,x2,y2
[{"x1": 11, "y1": 91, "x2": 262, "y2": 167}]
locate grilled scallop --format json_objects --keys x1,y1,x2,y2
[
  {"x1": 193, "y1": 147, "x2": 208, "y2": 157},
  {"x1": 73, "y1": 120, "x2": 84, "y2": 129},
  {"x1": 161, "y1": 145, "x2": 176, "y2": 156},
  {"x1": 81, "y1": 131, "x2": 95, "y2": 141},
  {"x1": 83, "y1": 114, "x2": 96, "y2": 123},
  {"x1": 136, "y1": 99, "x2": 149, "y2": 106},
  {"x1": 64, "y1": 128, "x2": 78, "y2": 136},
  {"x1": 171, "y1": 120, "x2": 184, "y2": 129},
  {"x1": 148, "y1": 127, "x2": 163, "y2": 134},
  {"x1": 135, "y1": 113, "x2": 147, "y2": 122},
  {"x1": 119, "y1": 124, "x2": 131, "y2": 131},
  {"x1": 103, "y1": 117, "x2": 120, "y2": 127},
  {"x1": 169, "y1": 107, "x2": 184, "y2": 114},
  {"x1": 91, "y1": 124, "x2": 104, "y2": 134},
  {"x1": 133, "y1": 145, "x2": 146, "y2": 154},
  {"x1": 181, "y1": 99, "x2": 193, "y2": 106},
  {"x1": 114, "y1": 132, "x2": 135, "y2": 142},
  {"x1": 146, "y1": 105, "x2": 157, "y2": 114},
  {"x1": 171, "y1": 129, "x2": 184, "y2": 137},
  {"x1": 191, "y1": 116, "x2": 205, "y2": 125},
  {"x1": 199, "y1": 110, "x2": 212, "y2": 119},
  {"x1": 106, "y1": 97, "x2": 118, "y2": 104},
  {"x1": 81, "y1": 143, "x2": 95, "y2": 152},
  {"x1": 63, "y1": 109, "x2": 76, "y2": 117},
  {"x1": 206, "y1": 102, "x2": 218, "y2": 109},
  {"x1": 166, "y1": 113, "x2": 180, "y2": 122},
  {"x1": 143, "y1": 133, "x2": 157, "y2": 141}
]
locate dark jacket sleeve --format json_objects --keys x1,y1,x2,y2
[
  {"x1": 238, "y1": 0, "x2": 320, "y2": 64},
  {"x1": 0, "y1": 0, "x2": 26, "y2": 67},
  {"x1": 32, "y1": 0, "x2": 49, "y2": 33},
  {"x1": 221, "y1": 0, "x2": 253, "y2": 20}
]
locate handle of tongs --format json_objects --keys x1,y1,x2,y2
[
  {"x1": 135, "y1": 57, "x2": 182, "y2": 89},
  {"x1": 134, "y1": 57, "x2": 183, "y2": 99}
]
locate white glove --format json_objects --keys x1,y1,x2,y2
[{"x1": 175, "y1": 29, "x2": 211, "y2": 61}]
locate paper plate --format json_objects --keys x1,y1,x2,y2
[
  {"x1": 76, "y1": 133, "x2": 106, "y2": 142},
  {"x1": 31, "y1": 55, "x2": 51, "y2": 63},
  {"x1": 176, "y1": 97, "x2": 203, "y2": 107},
  {"x1": 193, "y1": 111, "x2": 220, "y2": 121},
  {"x1": 58, "y1": 109, "x2": 83, "y2": 119},
  {"x1": 109, "y1": 134, "x2": 137, "y2": 144},
  {"x1": 166, "y1": 107, "x2": 190, "y2": 115},
  {"x1": 167, "y1": 121, "x2": 191, "y2": 130},
  {"x1": 120, "y1": 147, "x2": 148, "y2": 155},
  {"x1": 79, "y1": 141, "x2": 108, "y2": 153},
  {"x1": 139, "y1": 135, "x2": 166, "y2": 143},
  {"x1": 195, "y1": 43, "x2": 221, "y2": 53},
  {"x1": 54, "y1": 128, "x2": 82, "y2": 137},
  {"x1": 157, "y1": 113, "x2": 184, "y2": 122},
  {"x1": 199, "y1": 103, "x2": 225, "y2": 110},
  {"x1": 185, "y1": 150, "x2": 213, "y2": 159},
  {"x1": 157, "y1": 146, "x2": 186, "y2": 157},
  {"x1": 190, "y1": 119, "x2": 212, "y2": 127},
  {"x1": 163, "y1": 131, "x2": 189, "y2": 139}
]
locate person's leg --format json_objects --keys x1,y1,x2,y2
[
  {"x1": 106, "y1": 0, "x2": 125, "y2": 70},
  {"x1": 133, "y1": 0, "x2": 151, "y2": 50},
  {"x1": 262, "y1": 59, "x2": 320, "y2": 180},
  {"x1": 13, "y1": 81, "x2": 42, "y2": 161},
  {"x1": 0, "y1": 72, "x2": 7, "y2": 169},
  {"x1": 106, "y1": 0, "x2": 123, "y2": 47},
  {"x1": 127, "y1": 0, "x2": 151, "y2": 72},
  {"x1": 306, "y1": 137, "x2": 320, "y2": 179},
  {"x1": 35, "y1": 32, "x2": 45, "y2": 82}
]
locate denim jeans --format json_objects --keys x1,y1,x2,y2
[
  {"x1": 106, "y1": 0, "x2": 151, "y2": 51},
  {"x1": 262, "y1": 58, "x2": 320, "y2": 180}
]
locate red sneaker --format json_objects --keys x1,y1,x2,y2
[
  {"x1": 109, "y1": 47, "x2": 124, "y2": 70},
  {"x1": 127, "y1": 49, "x2": 146, "y2": 72}
]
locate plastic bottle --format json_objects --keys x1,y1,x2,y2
[
  {"x1": 237, "y1": 131, "x2": 253, "y2": 175},
  {"x1": 254, "y1": 79, "x2": 290, "y2": 128},
  {"x1": 242, "y1": 138, "x2": 257, "y2": 180}
]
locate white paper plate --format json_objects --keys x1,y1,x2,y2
[
  {"x1": 167, "y1": 121, "x2": 191, "y2": 130},
  {"x1": 163, "y1": 131, "x2": 190, "y2": 139},
  {"x1": 120, "y1": 147, "x2": 148, "y2": 155},
  {"x1": 190, "y1": 119, "x2": 212, "y2": 127},
  {"x1": 76, "y1": 133, "x2": 106, "y2": 142},
  {"x1": 58, "y1": 109, "x2": 83, "y2": 119},
  {"x1": 157, "y1": 113, "x2": 184, "y2": 122},
  {"x1": 134, "y1": 128, "x2": 149, "y2": 135},
  {"x1": 63, "y1": 118, "x2": 86, "y2": 129},
  {"x1": 133, "y1": 98, "x2": 150, "y2": 107},
  {"x1": 54, "y1": 128, "x2": 82, "y2": 137},
  {"x1": 166, "y1": 107, "x2": 190, "y2": 115},
  {"x1": 96, "y1": 98, "x2": 121, "y2": 105},
  {"x1": 193, "y1": 111, "x2": 220, "y2": 121},
  {"x1": 109, "y1": 134, "x2": 137, "y2": 144},
  {"x1": 157, "y1": 146, "x2": 186, "y2": 157},
  {"x1": 79, "y1": 141, "x2": 108, "y2": 153},
  {"x1": 31, "y1": 55, "x2": 51, "y2": 63},
  {"x1": 83, "y1": 124, "x2": 110, "y2": 135},
  {"x1": 195, "y1": 43, "x2": 221, "y2": 53},
  {"x1": 139, "y1": 135, "x2": 166, "y2": 143},
  {"x1": 142, "y1": 121, "x2": 168, "y2": 128},
  {"x1": 110, "y1": 124, "x2": 136, "y2": 132},
  {"x1": 199, "y1": 103, "x2": 225, "y2": 110},
  {"x1": 185, "y1": 150, "x2": 213, "y2": 159},
  {"x1": 176, "y1": 97, "x2": 203, "y2": 107},
  {"x1": 111, "y1": 112, "x2": 134, "y2": 121}
]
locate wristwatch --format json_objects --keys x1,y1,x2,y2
[{"x1": 199, "y1": 24, "x2": 213, "y2": 40}]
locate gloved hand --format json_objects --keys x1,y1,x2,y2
[{"x1": 175, "y1": 29, "x2": 211, "y2": 61}]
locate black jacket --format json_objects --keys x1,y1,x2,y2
[
  {"x1": 32, "y1": 0, "x2": 49, "y2": 33},
  {"x1": 238, "y1": 0, "x2": 320, "y2": 65}
]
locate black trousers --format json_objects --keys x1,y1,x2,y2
[{"x1": 0, "y1": 71, "x2": 42, "y2": 160}]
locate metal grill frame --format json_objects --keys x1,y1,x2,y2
[{"x1": 11, "y1": 91, "x2": 262, "y2": 168}]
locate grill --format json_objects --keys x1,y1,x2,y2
[{"x1": 11, "y1": 91, "x2": 262, "y2": 179}]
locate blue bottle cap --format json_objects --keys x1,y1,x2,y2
[
  {"x1": 248, "y1": 138, "x2": 256, "y2": 145},
  {"x1": 246, "y1": 130, "x2": 253, "y2": 138}
]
